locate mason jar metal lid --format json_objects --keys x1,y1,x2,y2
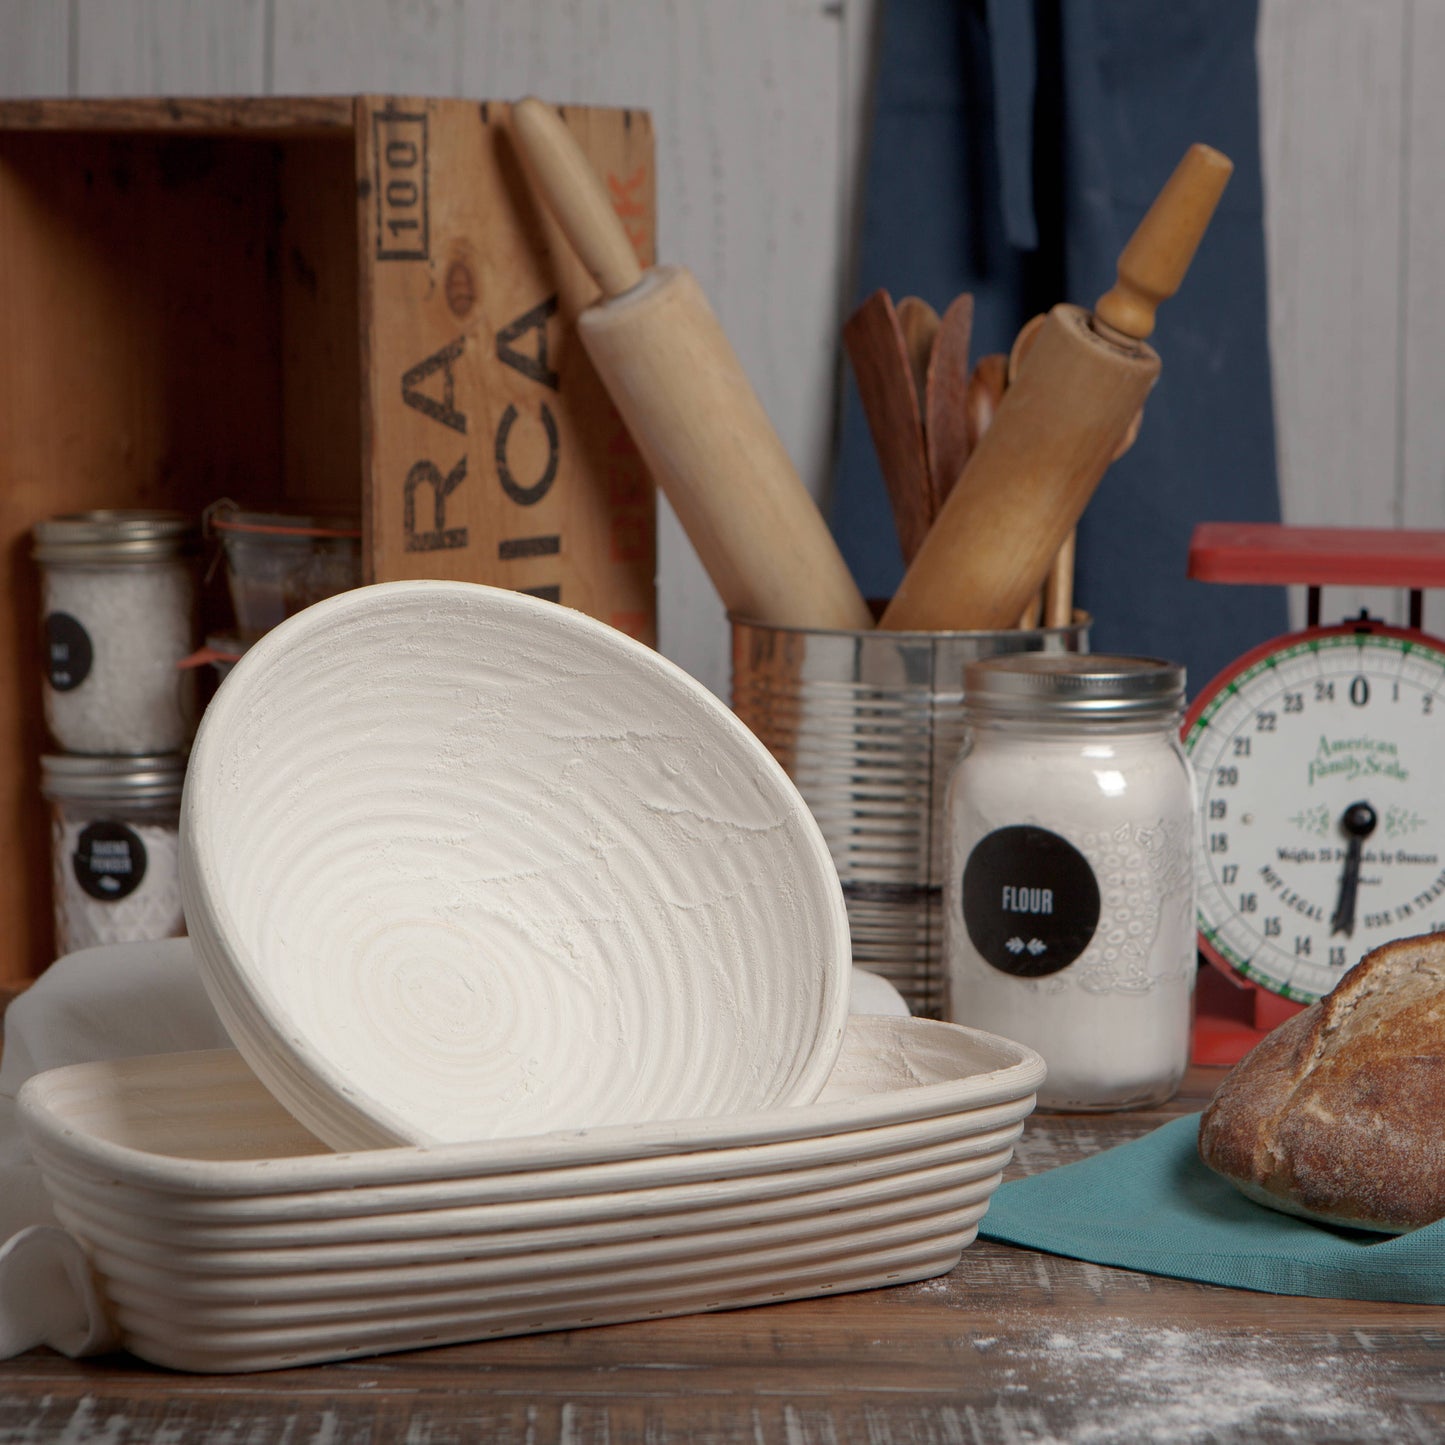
[
  {"x1": 963, "y1": 652, "x2": 1186, "y2": 720},
  {"x1": 40, "y1": 752, "x2": 187, "y2": 804},
  {"x1": 32, "y1": 510, "x2": 199, "y2": 564}
]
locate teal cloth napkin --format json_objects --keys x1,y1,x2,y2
[{"x1": 979, "y1": 1114, "x2": 1445, "y2": 1302}]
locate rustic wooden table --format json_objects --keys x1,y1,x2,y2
[{"x1": 1, "y1": 1065, "x2": 1441, "y2": 1443}]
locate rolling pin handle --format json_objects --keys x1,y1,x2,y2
[
  {"x1": 1093, "y1": 143, "x2": 1234, "y2": 342},
  {"x1": 512, "y1": 96, "x2": 645, "y2": 299}
]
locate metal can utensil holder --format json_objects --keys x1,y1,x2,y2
[
  {"x1": 40, "y1": 753, "x2": 187, "y2": 957},
  {"x1": 944, "y1": 653, "x2": 1195, "y2": 1110},
  {"x1": 731, "y1": 614, "x2": 1089, "y2": 1017},
  {"x1": 33, "y1": 510, "x2": 199, "y2": 755}
]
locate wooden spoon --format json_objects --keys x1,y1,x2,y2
[
  {"x1": 1042, "y1": 530, "x2": 1076, "y2": 627},
  {"x1": 895, "y1": 296, "x2": 940, "y2": 417},
  {"x1": 963, "y1": 353, "x2": 1009, "y2": 456},
  {"x1": 843, "y1": 290, "x2": 934, "y2": 565},
  {"x1": 924, "y1": 293, "x2": 975, "y2": 513}
]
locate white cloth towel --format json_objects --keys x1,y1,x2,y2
[
  {"x1": 0, "y1": 940, "x2": 907, "y2": 1362},
  {"x1": 0, "y1": 939, "x2": 230, "y2": 1359}
]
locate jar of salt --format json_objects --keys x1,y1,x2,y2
[
  {"x1": 33, "y1": 510, "x2": 199, "y2": 754},
  {"x1": 41, "y1": 753, "x2": 187, "y2": 956},
  {"x1": 944, "y1": 654, "x2": 1195, "y2": 1111}
]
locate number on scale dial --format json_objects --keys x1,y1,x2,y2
[{"x1": 1183, "y1": 623, "x2": 1445, "y2": 1002}]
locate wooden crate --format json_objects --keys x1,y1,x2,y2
[{"x1": 0, "y1": 95, "x2": 657, "y2": 987}]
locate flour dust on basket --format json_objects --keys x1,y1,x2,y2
[{"x1": 944, "y1": 654, "x2": 1196, "y2": 1112}]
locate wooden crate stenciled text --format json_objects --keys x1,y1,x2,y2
[{"x1": 398, "y1": 298, "x2": 564, "y2": 602}]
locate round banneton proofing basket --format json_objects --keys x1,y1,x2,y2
[{"x1": 180, "y1": 581, "x2": 852, "y2": 1150}]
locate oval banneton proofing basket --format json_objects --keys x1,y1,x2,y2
[{"x1": 180, "y1": 581, "x2": 852, "y2": 1150}]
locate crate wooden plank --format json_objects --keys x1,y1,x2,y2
[
  {"x1": 0, "y1": 95, "x2": 354, "y2": 134},
  {"x1": 357, "y1": 96, "x2": 657, "y2": 641}
]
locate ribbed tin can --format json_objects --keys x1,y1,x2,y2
[{"x1": 731, "y1": 614, "x2": 1090, "y2": 1017}]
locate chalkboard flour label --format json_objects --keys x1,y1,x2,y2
[
  {"x1": 960, "y1": 824, "x2": 1100, "y2": 978},
  {"x1": 45, "y1": 612, "x2": 93, "y2": 692},
  {"x1": 73, "y1": 821, "x2": 148, "y2": 902}
]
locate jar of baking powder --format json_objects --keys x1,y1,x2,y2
[
  {"x1": 33, "y1": 510, "x2": 199, "y2": 754},
  {"x1": 40, "y1": 753, "x2": 187, "y2": 957},
  {"x1": 944, "y1": 654, "x2": 1195, "y2": 1111}
]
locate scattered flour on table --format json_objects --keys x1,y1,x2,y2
[{"x1": 976, "y1": 1317, "x2": 1394, "y2": 1444}]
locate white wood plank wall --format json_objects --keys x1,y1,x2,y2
[
  {"x1": 1259, "y1": 0, "x2": 1445, "y2": 636},
  {"x1": 3, "y1": 0, "x2": 1444, "y2": 684}
]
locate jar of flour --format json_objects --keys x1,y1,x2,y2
[
  {"x1": 944, "y1": 654, "x2": 1195, "y2": 1111},
  {"x1": 41, "y1": 753, "x2": 186, "y2": 955},
  {"x1": 33, "y1": 510, "x2": 199, "y2": 754}
]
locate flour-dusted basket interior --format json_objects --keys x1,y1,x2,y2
[{"x1": 180, "y1": 581, "x2": 852, "y2": 1149}]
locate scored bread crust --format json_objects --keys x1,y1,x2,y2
[{"x1": 1198, "y1": 930, "x2": 1445, "y2": 1233}]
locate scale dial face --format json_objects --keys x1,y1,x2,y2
[{"x1": 1183, "y1": 621, "x2": 1445, "y2": 1001}]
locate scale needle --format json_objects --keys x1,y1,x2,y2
[{"x1": 1329, "y1": 801, "x2": 1378, "y2": 939}]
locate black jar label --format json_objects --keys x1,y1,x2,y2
[
  {"x1": 961, "y1": 824, "x2": 1100, "y2": 978},
  {"x1": 73, "y1": 821, "x2": 147, "y2": 902},
  {"x1": 45, "y1": 612, "x2": 93, "y2": 692}
]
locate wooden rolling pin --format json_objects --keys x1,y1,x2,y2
[
  {"x1": 880, "y1": 143, "x2": 1233, "y2": 633},
  {"x1": 511, "y1": 97, "x2": 872, "y2": 632}
]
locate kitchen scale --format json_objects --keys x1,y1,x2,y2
[{"x1": 1182, "y1": 522, "x2": 1445, "y2": 1063}]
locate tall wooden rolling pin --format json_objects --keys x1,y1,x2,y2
[
  {"x1": 511, "y1": 98, "x2": 872, "y2": 632},
  {"x1": 879, "y1": 143, "x2": 1234, "y2": 633}
]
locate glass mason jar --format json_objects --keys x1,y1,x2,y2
[
  {"x1": 944, "y1": 654, "x2": 1196, "y2": 1111},
  {"x1": 206, "y1": 501, "x2": 362, "y2": 641},
  {"x1": 40, "y1": 753, "x2": 187, "y2": 957},
  {"x1": 33, "y1": 510, "x2": 199, "y2": 754}
]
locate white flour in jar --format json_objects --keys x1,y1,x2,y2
[
  {"x1": 42, "y1": 561, "x2": 196, "y2": 754},
  {"x1": 51, "y1": 814, "x2": 185, "y2": 954},
  {"x1": 945, "y1": 657, "x2": 1196, "y2": 1111}
]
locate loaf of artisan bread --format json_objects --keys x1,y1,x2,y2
[{"x1": 1198, "y1": 931, "x2": 1445, "y2": 1233}]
